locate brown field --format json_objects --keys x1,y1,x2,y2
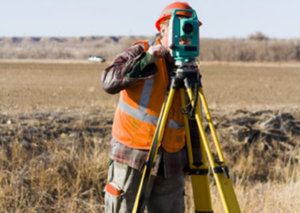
[
  {"x1": 1, "y1": 60, "x2": 300, "y2": 112},
  {"x1": 0, "y1": 60, "x2": 299, "y2": 212}
]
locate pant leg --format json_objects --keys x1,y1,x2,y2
[
  {"x1": 104, "y1": 160, "x2": 146, "y2": 213},
  {"x1": 147, "y1": 173, "x2": 185, "y2": 213},
  {"x1": 105, "y1": 160, "x2": 185, "y2": 213}
]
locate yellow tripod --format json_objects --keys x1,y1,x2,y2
[{"x1": 132, "y1": 62, "x2": 241, "y2": 213}]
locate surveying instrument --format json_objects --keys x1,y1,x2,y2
[{"x1": 132, "y1": 9, "x2": 241, "y2": 213}]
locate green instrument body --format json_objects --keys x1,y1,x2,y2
[{"x1": 169, "y1": 9, "x2": 199, "y2": 62}]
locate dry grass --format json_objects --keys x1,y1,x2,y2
[
  {"x1": 0, "y1": 137, "x2": 109, "y2": 212},
  {"x1": 0, "y1": 61, "x2": 299, "y2": 212},
  {"x1": 184, "y1": 136, "x2": 300, "y2": 213},
  {"x1": 210, "y1": 177, "x2": 300, "y2": 213},
  {"x1": 1, "y1": 132, "x2": 299, "y2": 212}
]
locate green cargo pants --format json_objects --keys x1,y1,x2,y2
[{"x1": 104, "y1": 160, "x2": 185, "y2": 213}]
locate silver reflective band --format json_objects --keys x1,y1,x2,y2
[
  {"x1": 119, "y1": 98, "x2": 158, "y2": 125},
  {"x1": 119, "y1": 98, "x2": 184, "y2": 130},
  {"x1": 139, "y1": 78, "x2": 154, "y2": 112},
  {"x1": 168, "y1": 119, "x2": 184, "y2": 129}
]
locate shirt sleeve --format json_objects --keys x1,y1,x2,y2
[
  {"x1": 125, "y1": 52, "x2": 158, "y2": 78},
  {"x1": 101, "y1": 44, "x2": 145, "y2": 94}
]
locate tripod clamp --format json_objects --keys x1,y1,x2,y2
[
  {"x1": 170, "y1": 61, "x2": 201, "y2": 119},
  {"x1": 214, "y1": 163, "x2": 230, "y2": 179}
]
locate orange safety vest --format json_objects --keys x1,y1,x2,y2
[{"x1": 112, "y1": 40, "x2": 185, "y2": 153}]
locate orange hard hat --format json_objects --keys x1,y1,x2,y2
[{"x1": 155, "y1": 1, "x2": 202, "y2": 31}]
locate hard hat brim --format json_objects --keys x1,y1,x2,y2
[{"x1": 155, "y1": 16, "x2": 202, "y2": 31}]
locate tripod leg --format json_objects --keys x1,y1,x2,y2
[
  {"x1": 197, "y1": 88, "x2": 241, "y2": 212},
  {"x1": 132, "y1": 88, "x2": 176, "y2": 213},
  {"x1": 185, "y1": 87, "x2": 241, "y2": 213},
  {"x1": 180, "y1": 89, "x2": 213, "y2": 213}
]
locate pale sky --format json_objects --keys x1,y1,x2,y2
[{"x1": 0, "y1": 0, "x2": 300, "y2": 38}]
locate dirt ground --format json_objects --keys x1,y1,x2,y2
[
  {"x1": 200, "y1": 62, "x2": 300, "y2": 112},
  {"x1": 1, "y1": 60, "x2": 300, "y2": 152},
  {"x1": 1, "y1": 60, "x2": 300, "y2": 113},
  {"x1": 1, "y1": 59, "x2": 299, "y2": 144},
  {"x1": 0, "y1": 60, "x2": 116, "y2": 113}
]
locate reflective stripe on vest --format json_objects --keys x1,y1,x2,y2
[
  {"x1": 112, "y1": 39, "x2": 186, "y2": 153},
  {"x1": 119, "y1": 97, "x2": 184, "y2": 129}
]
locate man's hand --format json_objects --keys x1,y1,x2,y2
[{"x1": 147, "y1": 44, "x2": 169, "y2": 64}]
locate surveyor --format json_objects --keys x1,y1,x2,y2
[{"x1": 101, "y1": 1, "x2": 202, "y2": 212}]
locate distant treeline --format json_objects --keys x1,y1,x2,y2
[
  {"x1": 200, "y1": 38, "x2": 300, "y2": 62},
  {"x1": 1, "y1": 33, "x2": 300, "y2": 62}
]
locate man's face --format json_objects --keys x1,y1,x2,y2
[
  {"x1": 159, "y1": 17, "x2": 192, "y2": 50},
  {"x1": 160, "y1": 24, "x2": 169, "y2": 50}
]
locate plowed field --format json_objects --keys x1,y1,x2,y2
[{"x1": 1, "y1": 60, "x2": 300, "y2": 113}]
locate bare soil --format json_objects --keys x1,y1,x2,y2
[
  {"x1": 1, "y1": 60, "x2": 299, "y2": 169},
  {"x1": 0, "y1": 60, "x2": 118, "y2": 113},
  {"x1": 1, "y1": 60, "x2": 300, "y2": 112}
]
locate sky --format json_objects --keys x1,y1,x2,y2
[{"x1": 0, "y1": 0, "x2": 300, "y2": 39}]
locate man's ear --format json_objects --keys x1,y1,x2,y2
[{"x1": 160, "y1": 25, "x2": 167, "y2": 37}]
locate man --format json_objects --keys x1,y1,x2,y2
[{"x1": 101, "y1": 2, "x2": 202, "y2": 212}]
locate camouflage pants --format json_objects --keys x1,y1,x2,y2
[{"x1": 104, "y1": 160, "x2": 185, "y2": 213}]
